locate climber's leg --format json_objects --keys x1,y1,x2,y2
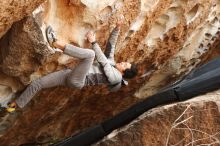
[
  {"x1": 11, "y1": 46, "x2": 94, "y2": 110},
  {"x1": 15, "y1": 28, "x2": 95, "y2": 108},
  {"x1": 15, "y1": 69, "x2": 71, "y2": 108},
  {"x1": 64, "y1": 44, "x2": 95, "y2": 89},
  {"x1": 45, "y1": 26, "x2": 95, "y2": 88}
]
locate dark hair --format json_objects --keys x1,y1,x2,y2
[{"x1": 123, "y1": 63, "x2": 138, "y2": 79}]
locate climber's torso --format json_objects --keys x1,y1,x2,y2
[{"x1": 84, "y1": 60, "x2": 122, "y2": 86}]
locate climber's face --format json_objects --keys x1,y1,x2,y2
[{"x1": 115, "y1": 62, "x2": 131, "y2": 74}]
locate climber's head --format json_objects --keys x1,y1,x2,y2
[{"x1": 116, "y1": 62, "x2": 138, "y2": 79}]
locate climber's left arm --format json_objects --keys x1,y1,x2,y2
[
  {"x1": 104, "y1": 27, "x2": 120, "y2": 64},
  {"x1": 87, "y1": 31, "x2": 122, "y2": 84},
  {"x1": 104, "y1": 15, "x2": 125, "y2": 65},
  {"x1": 92, "y1": 42, "x2": 122, "y2": 85}
]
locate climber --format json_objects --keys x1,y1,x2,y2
[{"x1": 5, "y1": 15, "x2": 138, "y2": 113}]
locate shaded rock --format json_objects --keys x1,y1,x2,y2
[
  {"x1": 0, "y1": 16, "x2": 51, "y2": 84},
  {"x1": 94, "y1": 90, "x2": 220, "y2": 146}
]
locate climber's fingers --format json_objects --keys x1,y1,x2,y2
[
  {"x1": 86, "y1": 30, "x2": 96, "y2": 43},
  {"x1": 116, "y1": 14, "x2": 125, "y2": 26}
]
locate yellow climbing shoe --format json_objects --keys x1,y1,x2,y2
[
  {"x1": 6, "y1": 107, "x2": 16, "y2": 113},
  {"x1": 6, "y1": 102, "x2": 17, "y2": 113}
]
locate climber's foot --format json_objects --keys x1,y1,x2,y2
[
  {"x1": 6, "y1": 102, "x2": 17, "y2": 113},
  {"x1": 46, "y1": 26, "x2": 63, "y2": 53},
  {"x1": 0, "y1": 102, "x2": 17, "y2": 116},
  {"x1": 46, "y1": 25, "x2": 58, "y2": 48}
]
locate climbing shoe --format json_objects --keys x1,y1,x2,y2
[
  {"x1": 46, "y1": 25, "x2": 58, "y2": 48},
  {"x1": 6, "y1": 102, "x2": 17, "y2": 113},
  {"x1": 46, "y1": 25, "x2": 63, "y2": 53}
]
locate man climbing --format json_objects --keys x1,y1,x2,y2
[{"x1": 6, "y1": 15, "x2": 138, "y2": 112}]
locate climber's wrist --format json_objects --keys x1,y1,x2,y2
[
  {"x1": 116, "y1": 25, "x2": 121, "y2": 30},
  {"x1": 116, "y1": 14, "x2": 124, "y2": 29},
  {"x1": 86, "y1": 31, "x2": 96, "y2": 43},
  {"x1": 91, "y1": 41, "x2": 97, "y2": 45}
]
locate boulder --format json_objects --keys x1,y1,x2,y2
[
  {"x1": 95, "y1": 90, "x2": 220, "y2": 146},
  {"x1": 0, "y1": 0, "x2": 220, "y2": 145}
]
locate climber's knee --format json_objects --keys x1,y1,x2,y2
[
  {"x1": 71, "y1": 82, "x2": 84, "y2": 89},
  {"x1": 67, "y1": 80, "x2": 84, "y2": 89},
  {"x1": 73, "y1": 83, "x2": 84, "y2": 89},
  {"x1": 87, "y1": 49, "x2": 95, "y2": 59}
]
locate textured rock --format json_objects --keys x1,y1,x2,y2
[
  {"x1": 0, "y1": 72, "x2": 23, "y2": 107},
  {"x1": 135, "y1": 0, "x2": 220, "y2": 98},
  {"x1": 0, "y1": 0, "x2": 45, "y2": 38},
  {"x1": 94, "y1": 90, "x2": 220, "y2": 146},
  {"x1": 0, "y1": 0, "x2": 220, "y2": 146},
  {"x1": 0, "y1": 16, "x2": 51, "y2": 84}
]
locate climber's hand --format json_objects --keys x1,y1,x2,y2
[
  {"x1": 86, "y1": 31, "x2": 96, "y2": 43},
  {"x1": 116, "y1": 14, "x2": 125, "y2": 27}
]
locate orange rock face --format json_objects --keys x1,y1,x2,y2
[
  {"x1": 0, "y1": 0, "x2": 45, "y2": 38},
  {"x1": 0, "y1": 0, "x2": 220, "y2": 146}
]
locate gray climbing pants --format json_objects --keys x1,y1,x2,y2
[{"x1": 16, "y1": 44, "x2": 95, "y2": 108}]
